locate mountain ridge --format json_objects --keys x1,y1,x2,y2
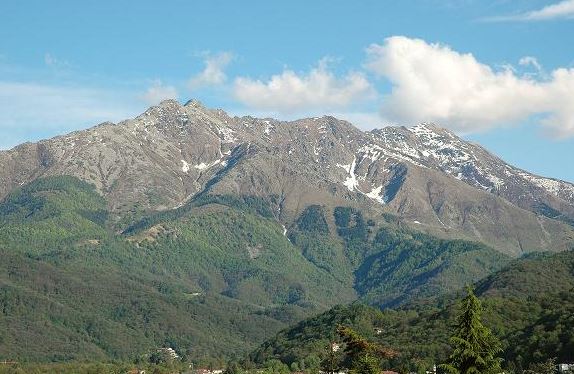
[
  {"x1": 1, "y1": 99, "x2": 573, "y2": 256},
  {"x1": 2, "y1": 100, "x2": 574, "y2": 363}
]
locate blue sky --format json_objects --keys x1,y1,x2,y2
[{"x1": 1, "y1": 0, "x2": 573, "y2": 181}]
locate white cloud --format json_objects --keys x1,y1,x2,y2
[
  {"x1": 142, "y1": 80, "x2": 178, "y2": 105},
  {"x1": 539, "y1": 68, "x2": 574, "y2": 137},
  {"x1": 365, "y1": 36, "x2": 574, "y2": 138},
  {"x1": 485, "y1": 0, "x2": 574, "y2": 21},
  {"x1": 232, "y1": 58, "x2": 374, "y2": 114},
  {"x1": 519, "y1": 56, "x2": 542, "y2": 71},
  {"x1": 188, "y1": 52, "x2": 233, "y2": 90},
  {"x1": 0, "y1": 81, "x2": 141, "y2": 149}
]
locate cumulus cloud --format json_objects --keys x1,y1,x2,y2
[
  {"x1": 365, "y1": 36, "x2": 574, "y2": 137},
  {"x1": 485, "y1": 0, "x2": 574, "y2": 21},
  {"x1": 142, "y1": 80, "x2": 178, "y2": 105},
  {"x1": 188, "y1": 52, "x2": 233, "y2": 90},
  {"x1": 232, "y1": 58, "x2": 374, "y2": 114}
]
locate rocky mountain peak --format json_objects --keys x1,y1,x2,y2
[
  {"x1": 184, "y1": 98, "x2": 205, "y2": 108},
  {"x1": 1, "y1": 102, "x2": 573, "y2": 255}
]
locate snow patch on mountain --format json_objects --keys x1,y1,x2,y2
[
  {"x1": 365, "y1": 185, "x2": 385, "y2": 204},
  {"x1": 218, "y1": 126, "x2": 237, "y2": 143},
  {"x1": 264, "y1": 121, "x2": 274, "y2": 135},
  {"x1": 518, "y1": 172, "x2": 574, "y2": 199},
  {"x1": 194, "y1": 156, "x2": 227, "y2": 171},
  {"x1": 337, "y1": 157, "x2": 360, "y2": 192},
  {"x1": 181, "y1": 160, "x2": 190, "y2": 173},
  {"x1": 194, "y1": 162, "x2": 209, "y2": 170},
  {"x1": 358, "y1": 144, "x2": 383, "y2": 162}
]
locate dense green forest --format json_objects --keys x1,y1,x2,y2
[
  {"x1": 291, "y1": 205, "x2": 510, "y2": 307},
  {"x1": 248, "y1": 250, "x2": 574, "y2": 372},
  {"x1": 0, "y1": 176, "x2": 571, "y2": 369},
  {"x1": 0, "y1": 177, "x2": 347, "y2": 363}
]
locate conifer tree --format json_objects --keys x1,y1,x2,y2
[{"x1": 441, "y1": 287, "x2": 503, "y2": 374}]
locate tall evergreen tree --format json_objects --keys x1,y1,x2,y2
[{"x1": 441, "y1": 286, "x2": 503, "y2": 374}]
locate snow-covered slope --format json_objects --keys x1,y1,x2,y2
[{"x1": 362, "y1": 123, "x2": 574, "y2": 215}]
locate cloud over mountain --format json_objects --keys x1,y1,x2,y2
[
  {"x1": 232, "y1": 58, "x2": 374, "y2": 114},
  {"x1": 365, "y1": 36, "x2": 574, "y2": 137},
  {"x1": 188, "y1": 51, "x2": 234, "y2": 90},
  {"x1": 142, "y1": 80, "x2": 178, "y2": 105}
]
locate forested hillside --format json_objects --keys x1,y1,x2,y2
[
  {"x1": 0, "y1": 176, "x2": 345, "y2": 362},
  {"x1": 0, "y1": 176, "x2": 513, "y2": 363},
  {"x1": 249, "y1": 249, "x2": 574, "y2": 372}
]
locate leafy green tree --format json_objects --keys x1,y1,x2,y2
[
  {"x1": 337, "y1": 325, "x2": 397, "y2": 374},
  {"x1": 263, "y1": 359, "x2": 290, "y2": 374},
  {"x1": 148, "y1": 349, "x2": 178, "y2": 366},
  {"x1": 351, "y1": 353, "x2": 380, "y2": 374},
  {"x1": 304, "y1": 354, "x2": 322, "y2": 374},
  {"x1": 225, "y1": 361, "x2": 244, "y2": 374},
  {"x1": 321, "y1": 341, "x2": 343, "y2": 374},
  {"x1": 524, "y1": 358, "x2": 557, "y2": 374},
  {"x1": 441, "y1": 287, "x2": 503, "y2": 374}
]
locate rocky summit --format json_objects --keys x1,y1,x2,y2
[{"x1": 1, "y1": 99, "x2": 573, "y2": 256}]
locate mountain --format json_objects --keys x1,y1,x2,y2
[
  {"x1": 248, "y1": 249, "x2": 574, "y2": 372},
  {"x1": 1, "y1": 100, "x2": 574, "y2": 363},
  {"x1": 0, "y1": 175, "x2": 506, "y2": 362},
  {"x1": 1, "y1": 99, "x2": 573, "y2": 256},
  {"x1": 0, "y1": 176, "x2": 357, "y2": 362}
]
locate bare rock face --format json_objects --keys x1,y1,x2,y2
[{"x1": 1, "y1": 99, "x2": 573, "y2": 256}]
